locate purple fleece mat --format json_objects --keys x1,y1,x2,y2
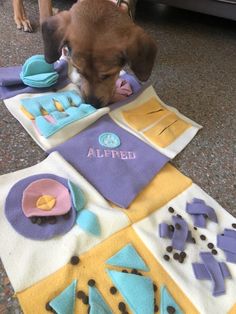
[
  {"x1": 48, "y1": 115, "x2": 169, "y2": 208},
  {"x1": 5, "y1": 174, "x2": 76, "y2": 240},
  {"x1": 0, "y1": 60, "x2": 70, "y2": 100}
]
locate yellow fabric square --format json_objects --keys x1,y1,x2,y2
[
  {"x1": 117, "y1": 164, "x2": 192, "y2": 223},
  {"x1": 122, "y1": 97, "x2": 168, "y2": 131},
  {"x1": 144, "y1": 113, "x2": 191, "y2": 148},
  {"x1": 17, "y1": 227, "x2": 198, "y2": 314}
]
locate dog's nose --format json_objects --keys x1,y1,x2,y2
[{"x1": 84, "y1": 95, "x2": 103, "y2": 109}]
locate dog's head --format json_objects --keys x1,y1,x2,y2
[{"x1": 41, "y1": 0, "x2": 157, "y2": 107}]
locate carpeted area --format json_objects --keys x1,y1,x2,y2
[{"x1": 0, "y1": 0, "x2": 235, "y2": 312}]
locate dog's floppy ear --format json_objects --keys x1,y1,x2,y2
[
  {"x1": 41, "y1": 11, "x2": 71, "y2": 63},
  {"x1": 125, "y1": 26, "x2": 157, "y2": 81}
]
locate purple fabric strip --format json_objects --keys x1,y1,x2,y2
[
  {"x1": 200, "y1": 252, "x2": 227, "y2": 296},
  {"x1": 159, "y1": 223, "x2": 171, "y2": 238},
  {"x1": 48, "y1": 115, "x2": 169, "y2": 208},
  {"x1": 172, "y1": 216, "x2": 189, "y2": 251},
  {"x1": 224, "y1": 228, "x2": 236, "y2": 239},
  {"x1": 225, "y1": 252, "x2": 236, "y2": 263},
  {"x1": 159, "y1": 222, "x2": 192, "y2": 242},
  {"x1": 217, "y1": 235, "x2": 236, "y2": 254},
  {"x1": 217, "y1": 229, "x2": 236, "y2": 263},
  {"x1": 186, "y1": 198, "x2": 218, "y2": 228},
  {"x1": 192, "y1": 263, "x2": 211, "y2": 280},
  {"x1": 192, "y1": 262, "x2": 231, "y2": 280},
  {"x1": 0, "y1": 60, "x2": 70, "y2": 100}
]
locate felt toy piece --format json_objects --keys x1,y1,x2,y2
[
  {"x1": 89, "y1": 286, "x2": 113, "y2": 314},
  {"x1": 49, "y1": 279, "x2": 77, "y2": 314},
  {"x1": 0, "y1": 59, "x2": 69, "y2": 100},
  {"x1": 20, "y1": 55, "x2": 59, "y2": 88},
  {"x1": 98, "y1": 132, "x2": 121, "y2": 148},
  {"x1": 107, "y1": 270, "x2": 154, "y2": 314},
  {"x1": 217, "y1": 229, "x2": 236, "y2": 263},
  {"x1": 122, "y1": 97, "x2": 168, "y2": 131},
  {"x1": 159, "y1": 215, "x2": 191, "y2": 251},
  {"x1": 143, "y1": 112, "x2": 191, "y2": 148},
  {"x1": 160, "y1": 285, "x2": 183, "y2": 314},
  {"x1": 22, "y1": 178, "x2": 71, "y2": 217},
  {"x1": 76, "y1": 209, "x2": 101, "y2": 236},
  {"x1": 111, "y1": 78, "x2": 133, "y2": 103},
  {"x1": 20, "y1": 90, "x2": 97, "y2": 138},
  {"x1": 106, "y1": 243, "x2": 149, "y2": 271},
  {"x1": 186, "y1": 198, "x2": 218, "y2": 228},
  {"x1": 68, "y1": 180, "x2": 86, "y2": 212},
  {"x1": 48, "y1": 115, "x2": 169, "y2": 208},
  {"x1": 192, "y1": 252, "x2": 231, "y2": 296},
  {"x1": 5, "y1": 174, "x2": 76, "y2": 240}
]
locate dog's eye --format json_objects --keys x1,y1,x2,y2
[{"x1": 100, "y1": 74, "x2": 111, "y2": 81}]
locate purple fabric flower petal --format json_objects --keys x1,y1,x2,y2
[
  {"x1": 172, "y1": 216, "x2": 189, "y2": 251},
  {"x1": 186, "y1": 198, "x2": 218, "y2": 228},
  {"x1": 192, "y1": 252, "x2": 231, "y2": 296}
]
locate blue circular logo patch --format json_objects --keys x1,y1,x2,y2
[{"x1": 98, "y1": 133, "x2": 121, "y2": 148}]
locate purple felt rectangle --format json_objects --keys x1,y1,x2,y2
[
  {"x1": 48, "y1": 115, "x2": 169, "y2": 207},
  {"x1": 0, "y1": 60, "x2": 70, "y2": 100}
]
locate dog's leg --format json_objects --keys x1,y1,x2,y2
[
  {"x1": 12, "y1": 0, "x2": 33, "y2": 32},
  {"x1": 38, "y1": 0, "x2": 53, "y2": 24}
]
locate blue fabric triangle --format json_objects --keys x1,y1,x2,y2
[
  {"x1": 106, "y1": 243, "x2": 149, "y2": 271},
  {"x1": 107, "y1": 270, "x2": 154, "y2": 314},
  {"x1": 49, "y1": 279, "x2": 77, "y2": 314},
  {"x1": 160, "y1": 285, "x2": 183, "y2": 314},
  {"x1": 68, "y1": 180, "x2": 86, "y2": 212},
  {"x1": 76, "y1": 209, "x2": 101, "y2": 236},
  {"x1": 89, "y1": 286, "x2": 112, "y2": 314}
]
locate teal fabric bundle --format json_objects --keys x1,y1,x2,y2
[{"x1": 20, "y1": 55, "x2": 59, "y2": 88}]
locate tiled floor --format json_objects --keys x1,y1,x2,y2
[{"x1": 0, "y1": 0, "x2": 235, "y2": 312}]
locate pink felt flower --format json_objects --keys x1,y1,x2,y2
[{"x1": 22, "y1": 178, "x2": 71, "y2": 217}]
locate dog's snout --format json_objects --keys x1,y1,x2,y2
[{"x1": 84, "y1": 95, "x2": 103, "y2": 109}]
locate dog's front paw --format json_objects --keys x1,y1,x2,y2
[{"x1": 14, "y1": 16, "x2": 33, "y2": 32}]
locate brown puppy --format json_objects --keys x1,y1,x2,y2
[{"x1": 41, "y1": 0, "x2": 157, "y2": 107}]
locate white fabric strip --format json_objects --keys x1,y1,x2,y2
[
  {"x1": 4, "y1": 83, "x2": 109, "y2": 151},
  {"x1": 0, "y1": 152, "x2": 129, "y2": 292},
  {"x1": 109, "y1": 85, "x2": 202, "y2": 159},
  {"x1": 133, "y1": 183, "x2": 236, "y2": 314}
]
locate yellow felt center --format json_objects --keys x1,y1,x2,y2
[{"x1": 36, "y1": 195, "x2": 56, "y2": 211}]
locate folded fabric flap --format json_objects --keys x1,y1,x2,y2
[
  {"x1": 192, "y1": 263, "x2": 211, "y2": 280},
  {"x1": 219, "y1": 263, "x2": 232, "y2": 279},
  {"x1": 192, "y1": 214, "x2": 207, "y2": 228},
  {"x1": 0, "y1": 65, "x2": 22, "y2": 86},
  {"x1": 200, "y1": 252, "x2": 226, "y2": 296},
  {"x1": 21, "y1": 100, "x2": 42, "y2": 118},
  {"x1": 122, "y1": 96, "x2": 167, "y2": 131},
  {"x1": 224, "y1": 229, "x2": 236, "y2": 239},
  {"x1": 217, "y1": 235, "x2": 236, "y2": 253},
  {"x1": 186, "y1": 199, "x2": 218, "y2": 223},
  {"x1": 159, "y1": 223, "x2": 172, "y2": 238},
  {"x1": 172, "y1": 216, "x2": 189, "y2": 251},
  {"x1": 40, "y1": 97, "x2": 57, "y2": 113},
  {"x1": 53, "y1": 94, "x2": 71, "y2": 110},
  {"x1": 224, "y1": 252, "x2": 236, "y2": 263}
]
